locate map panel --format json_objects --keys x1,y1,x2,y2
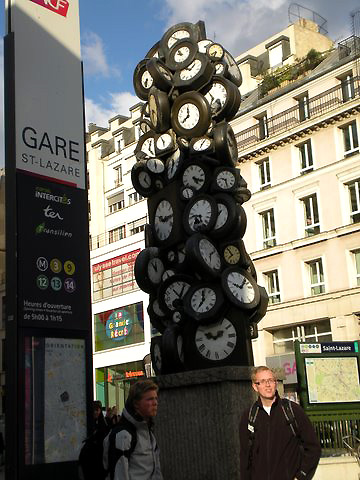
[
  {"x1": 44, "y1": 338, "x2": 87, "y2": 462},
  {"x1": 305, "y1": 356, "x2": 360, "y2": 403}
]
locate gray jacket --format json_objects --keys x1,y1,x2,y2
[{"x1": 103, "y1": 405, "x2": 163, "y2": 480}]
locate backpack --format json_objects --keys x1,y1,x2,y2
[
  {"x1": 247, "y1": 397, "x2": 299, "y2": 468},
  {"x1": 107, "y1": 415, "x2": 137, "y2": 480}
]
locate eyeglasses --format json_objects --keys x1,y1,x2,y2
[{"x1": 254, "y1": 378, "x2": 276, "y2": 386}]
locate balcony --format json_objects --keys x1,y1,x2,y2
[{"x1": 236, "y1": 76, "x2": 360, "y2": 154}]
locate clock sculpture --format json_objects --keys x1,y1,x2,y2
[{"x1": 132, "y1": 21, "x2": 268, "y2": 374}]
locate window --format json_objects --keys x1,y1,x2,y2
[
  {"x1": 116, "y1": 134, "x2": 124, "y2": 152},
  {"x1": 128, "y1": 217, "x2": 147, "y2": 236},
  {"x1": 297, "y1": 140, "x2": 313, "y2": 174},
  {"x1": 129, "y1": 192, "x2": 144, "y2": 206},
  {"x1": 307, "y1": 258, "x2": 325, "y2": 295},
  {"x1": 264, "y1": 270, "x2": 281, "y2": 304},
  {"x1": 347, "y1": 178, "x2": 360, "y2": 223},
  {"x1": 272, "y1": 320, "x2": 331, "y2": 354},
  {"x1": 269, "y1": 44, "x2": 283, "y2": 69},
  {"x1": 301, "y1": 193, "x2": 320, "y2": 236},
  {"x1": 88, "y1": 202, "x2": 91, "y2": 221},
  {"x1": 257, "y1": 113, "x2": 269, "y2": 140},
  {"x1": 341, "y1": 121, "x2": 359, "y2": 156},
  {"x1": 261, "y1": 209, "x2": 276, "y2": 248},
  {"x1": 341, "y1": 74, "x2": 355, "y2": 102},
  {"x1": 114, "y1": 166, "x2": 122, "y2": 187},
  {"x1": 108, "y1": 226, "x2": 125, "y2": 244},
  {"x1": 257, "y1": 158, "x2": 271, "y2": 189},
  {"x1": 108, "y1": 192, "x2": 125, "y2": 214},
  {"x1": 298, "y1": 93, "x2": 310, "y2": 121},
  {"x1": 353, "y1": 249, "x2": 360, "y2": 286},
  {"x1": 87, "y1": 171, "x2": 90, "y2": 190}
]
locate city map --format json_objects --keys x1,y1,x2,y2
[
  {"x1": 43, "y1": 338, "x2": 87, "y2": 463},
  {"x1": 305, "y1": 356, "x2": 360, "y2": 403}
]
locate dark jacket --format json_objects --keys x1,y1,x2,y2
[{"x1": 239, "y1": 393, "x2": 321, "y2": 480}]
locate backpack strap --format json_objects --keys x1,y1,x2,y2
[
  {"x1": 247, "y1": 402, "x2": 260, "y2": 469},
  {"x1": 108, "y1": 416, "x2": 137, "y2": 480},
  {"x1": 280, "y1": 398, "x2": 299, "y2": 438}
]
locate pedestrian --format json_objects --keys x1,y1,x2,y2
[
  {"x1": 103, "y1": 379, "x2": 163, "y2": 480},
  {"x1": 78, "y1": 400, "x2": 109, "y2": 480},
  {"x1": 239, "y1": 366, "x2": 321, "y2": 480}
]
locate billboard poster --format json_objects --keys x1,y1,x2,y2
[
  {"x1": 24, "y1": 336, "x2": 87, "y2": 464},
  {"x1": 94, "y1": 302, "x2": 144, "y2": 352},
  {"x1": 6, "y1": 0, "x2": 85, "y2": 188},
  {"x1": 92, "y1": 250, "x2": 140, "y2": 301},
  {"x1": 17, "y1": 172, "x2": 90, "y2": 329}
]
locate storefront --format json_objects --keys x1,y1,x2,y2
[{"x1": 95, "y1": 360, "x2": 145, "y2": 412}]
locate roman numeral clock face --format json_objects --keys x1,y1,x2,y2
[{"x1": 195, "y1": 318, "x2": 237, "y2": 361}]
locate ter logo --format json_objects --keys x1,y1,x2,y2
[{"x1": 30, "y1": 0, "x2": 69, "y2": 17}]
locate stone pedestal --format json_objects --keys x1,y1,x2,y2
[{"x1": 155, "y1": 366, "x2": 256, "y2": 480}]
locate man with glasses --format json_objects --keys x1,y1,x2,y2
[{"x1": 239, "y1": 366, "x2": 321, "y2": 480}]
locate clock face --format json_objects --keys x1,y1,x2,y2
[
  {"x1": 177, "y1": 335, "x2": 184, "y2": 363},
  {"x1": 159, "y1": 65, "x2": 172, "y2": 82},
  {"x1": 147, "y1": 158, "x2": 164, "y2": 174},
  {"x1": 181, "y1": 186, "x2": 194, "y2": 200},
  {"x1": 187, "y1": 198, "x2": 215, "y2": 232},
  {"x1": 190, "y1": 286, "x2": 217, "y2": 313},
  {"x1": 152, "y1": 299, "x2": 165, "y2": 318},
  {"x1": 162, "y1": 269, "x2": 175, "y2": 281},
  {"x1": 168, "y1": 30, "x2": 190, "y2": 48},
  {"x1": 177, "y1": 103, "x2": 200, "y2": 130},
  {"x1": 149, "y1": 95, "x2": 157, "y2": 127},
  {"x1": 164, "y1": 279, "x2": 191, "y2": 311},
  {"x1": 174, "y1": 45, "x2": 191, "y2": 63},
  {"x1": 226, "y1": 271, "x2": 255, "y2": 304},
  {"x1": 214, "y1": 203, "x2": 228, "y2": 230},
  {"x1": 208, "y1": 43, "x2": 224, "y2": 60},
  {"x1": 216, "y1": 170, "x2": 236, "y2": 189},
  {"x1": 224, "y1": 245, "x2": 241, "y2": 265},
  {"x1": 166, "y1": 150, "x2": 181, "y2": 181},
  {"x1": 139, "y1": 171, "x2": 152, "y2": 189},
  {"x1": 205, "y1": 82, "x2": 227, "y2": 115},
  {"x1": 193, "y1": 137, "x2": 211, "y2": 152},
  {"x1": 154, "y1": 200, "x2": 174, "y2": 241},
  {"x1": 141, "y1": 137, "x2": 156, "y2": 157},
  {"x1": 227, "y1": 130, "x2": 238, "y2": 158},
  {"x1": 147, "y1": 258, "x2": 164, "y2": 285},
  {"x1": 195, "y1": 317, "x2": 237, "y2": 361},
  {"x1": 141, "y1": 70, "x2": 153, "y2": 89},
  {"x1": 180, "y1": 59, "x2": 202, "y2": 80},
  {"x1": 198, "y1": 39, "x2": 213, "y2": 53},
  {"x1": 153, "y1": 343, "x2": 162, "y2": 371},
  {"x1": 215, "y1": 63, "x2": 225, "y2": 74},
  {"x1": 182, "y1": 164, "x2": 206, "y2": 191},
  {"x1": 199, "y1": 238, "x2": 221, "y2": 271},
  {"x1": 156, "y1": 133, "x2": 173, "y2": 150}
]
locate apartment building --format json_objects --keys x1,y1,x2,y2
[{"x1": 87, "y1": 16, "x2": 360, "y2": 407}]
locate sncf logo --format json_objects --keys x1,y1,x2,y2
[{"x1": 30, "y1": 0, "x2": 69, "y2": 17}]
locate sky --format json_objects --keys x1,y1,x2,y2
[{"x1": 0, "y1": 0, "x2": 359, "y2": 151}]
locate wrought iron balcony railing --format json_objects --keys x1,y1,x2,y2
[{"x1": 236, "y1": 76, "x2": 360, "y2": 153}]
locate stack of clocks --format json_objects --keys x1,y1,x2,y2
[{"x1": 132, "y1": 21, "x2": 268, "y2": 375}]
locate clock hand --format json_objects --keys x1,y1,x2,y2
[
  {"x1": 192, "y1": 176, "x2": 202, "y2": 184},
  {"x1": 198, "y1": 289, "x2": 206, "y2": 308}
]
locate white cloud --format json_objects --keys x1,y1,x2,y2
[
  {"x1": 85, "y1": 91, "x2": 139, "y2": 128},
  {"x1": 162, "y1": 0, "x2": 289, "y2": 55},
  {"x1": 161, "y1": 0, "x2": 359, "y2": 55},
  {"x1": 81, "y1": 31, "x2": 120, "y2": 78}
]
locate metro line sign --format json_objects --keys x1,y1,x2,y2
[{"x1": 30, "y1": 0, "x2": 69, "y2": 17}]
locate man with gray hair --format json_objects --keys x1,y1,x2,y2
[{"x1": 104, "y1": 379, "x2": 163, "y2": 480}]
